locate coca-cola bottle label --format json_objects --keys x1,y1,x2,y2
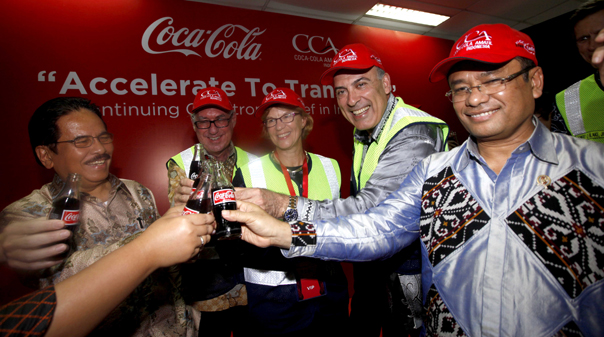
[
  {"x1": 182, "y1": 206, "x2": 200, "y2": 215},
  {"x1": 213, "y1": 189, "x2": 235, "y2": 205},
  {"x1": 194, "y1": 189, "x2": 205, "y2": 199},
  {"x1": 61, "y1": 210, "x2": 80, "y2": 225}
]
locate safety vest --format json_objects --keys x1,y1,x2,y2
[
  {"x1": 353, "y1": 97, "x2": 449, "y2": 191},
  {"x1": 239, "y1": 152, "x2": 341, "y2": 286},
  {"x1": 555, "y1": 74, "x2": 604, "y2": 143},
  {"x1": 169, "y1": 144, "x2": 257, "y2": 177}
]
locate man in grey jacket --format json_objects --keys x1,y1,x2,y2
[{"x1": 237, "y1": 43, "x2": 448, "y2": 336}]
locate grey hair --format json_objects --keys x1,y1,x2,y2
[{"x1": 376, "y1": 67, "x2": 386, "y2": 80}]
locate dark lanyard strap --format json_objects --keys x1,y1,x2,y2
[{"x1": 274, "y1": 152, "x2": 308, "y2": 198}]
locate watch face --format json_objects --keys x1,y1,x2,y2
[{"x1": 284, "y1": 208, "x2": 298, "y2": 222}]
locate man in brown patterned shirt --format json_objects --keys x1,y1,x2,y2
[
  {"x1": 166, "y1": 87, "x2": 256, "y2": 337},
  {"x1": 0, "y1": 97, "x2": 197, "y2": 336}
]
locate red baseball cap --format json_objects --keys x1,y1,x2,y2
[
  {"x1": 320, "y1": 43, "x2": 385, "y2": 85},
  {"x1": 429, "y1": 24, "x2": 538, "y2": 82},
  {"x1": 256, "y1": 88, "x2": 306, "y2": 115},
  {"x1": 191, "y1": 87, "x2": 233, "y2": 113}
]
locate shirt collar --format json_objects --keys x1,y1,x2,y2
[
  {"x1": 526, "y1": 116, "x2": 559, "y2": 165},
  {"x1": 202, "y1": 142, "x2": 236, "y2": 161},
  {"x1": 455, "y1": 116, "x2": 559, "y2": 172},
  {"x1": 353, "y1": 93, "x2": 397, "y2": 145},
  {"x1": 49, "y1": 173, "x2": 124, "y2": 201}
]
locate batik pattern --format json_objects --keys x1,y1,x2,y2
[
  {"x1": 420, "y1": 167, "x2": 490, "y2": 266},
  {"x1": 424, "y1": 285, "x2": 467, "y2": 337},
  {"x1": 507, "y1": 169, "x2": 604, "y2": 298}
]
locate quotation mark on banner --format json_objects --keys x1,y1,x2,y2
[{"x1": 38, "y1": 71, "x2": 56, "y2": 82}]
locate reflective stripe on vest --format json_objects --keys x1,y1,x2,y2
[
  {"x1": 317, "y1": 155, "x2": 339, "y2": 198},
  {"x1": 241, "y1": 152, "x2": 340, "y2": 286},
  {"x1": 244, "y1": 268, "x2": 297, "y2": 286},
  {"x1": 180, "y1": 147, "x2": 195, "y2": 178},
  {"x1": 248, "y1": 158, "x2": 266, "y2": 189},
  {"x1": 564, "y1": 81, "x2": 586, "y2": 136},
  {"x1": 353, "y1": 98, "x2": 449, "y2": 191},
  {"x1": 556, "y1": 74, "x2": 604, "y2": 143}
]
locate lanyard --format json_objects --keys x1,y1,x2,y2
[{"x1": 274, "y1": 151, "x2": 308, "y2": 198}]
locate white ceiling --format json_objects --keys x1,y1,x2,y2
[{"x1": 189, "y1": 0, "x2": 585, "y2": 40}]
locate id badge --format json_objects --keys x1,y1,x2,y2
[{"x1": 296, "y1": 278, "x2": 326, "y2": 301}]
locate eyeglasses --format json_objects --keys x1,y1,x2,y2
[
  {"x1": 53, "y1": 132, "x2": 114, "y2": 148},
  {"x1": 263, "y1": 112, "x2": 300, "y2": 128},
  {"x1": 445, "y1": 67, "x2": 534, "y2": 103},
  {"x1": 194, "y1": 112, "x2": 233, "y2": 129}
]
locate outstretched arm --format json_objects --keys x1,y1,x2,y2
[
  {"x1": 44, "y1": 207, "x2": 214, "y2": 337},
  {"x1": 236, "y1": 124, "x2": 443, "y2": 221},
  {"x1": 222, "y1": 201, "x2": 291, "y2": 249},
  {"x1": 228, "y1": 158, "x2": 429, "y2": 262}
]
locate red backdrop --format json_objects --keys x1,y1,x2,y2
[{"x1": 0, "y1": 0, "x2": 462, "y2": 304}]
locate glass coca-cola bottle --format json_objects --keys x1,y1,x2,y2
[
  {"x1": 48, "y1": 173, "x2": 81, "y2": 257},
  {"x1": 183, "y1": 161, "x2": 214, "y2": 216},
  {"x1": 211, "y1": 161, "x2": 241, "y2": 240},
  {"x1": 189, "y1": 144, "x2": 203, "y2": 186}
]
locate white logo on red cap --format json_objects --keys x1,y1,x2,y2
[
  {"x1": 455, "y1": 30, "x2": 493, "y2": 55},
  {"x1": 266, "y1": 89, "x2": 287, "y2": 102},
  {"x1": 200, "y1": 90, "x2": 222, "y2": 101},
  {"x1": 515, "y1": 40, "x2": 535, "y2": 55},
  {"x1": 333, "y1": 48, "x2": 357, "y2": 65},
  {"x1": 370, "y1": 55, "x2": 382, "y2": 65}
]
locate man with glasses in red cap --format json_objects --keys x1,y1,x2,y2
[
  {"x1": 166, "y1": 87, "x2": 257, "y2": 337},
  {"x1": 225, "y1": 24, "x2": 604, "y2": 336},
  {"x1": 237, "y1": 44, "x2": 449, "y2": 336},
  {"x1": 168, "y1": 87, "x2": 257, "y2": 206}
]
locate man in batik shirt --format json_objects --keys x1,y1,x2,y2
[{"x1": 0, "y1": 97, "x2": 196, "y2": 336}]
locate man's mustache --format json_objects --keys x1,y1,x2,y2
[{"x1": 85, "y1": 154, "x2": 111, "y2": 165}]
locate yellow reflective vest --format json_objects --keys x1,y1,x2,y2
[
  {"x1": 353, "y1": 97, "x2": 449, "y2": 191},
  {"x1": 555, "y1": 74, "x2": 604, "y2": 143},
  {"x1": 237, "y1": 152, "x2": 341, "y2": 287},
  {"x1": 238, "y1": 152, "x2": 340, "y2": 201}
]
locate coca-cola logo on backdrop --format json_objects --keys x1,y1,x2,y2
[
  {"x1": 213, "y1": 189, "x2": 235, "y2": 205},
  {"x1": 142, "y1": 17, "x2": 265, "y2": 60},
  {"x1": 62, "y1": 210, "x2": 80, "y2": 225}
]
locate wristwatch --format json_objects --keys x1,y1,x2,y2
[{"x1": 283, "y1": 195, "x2": 299, "y2": 222}]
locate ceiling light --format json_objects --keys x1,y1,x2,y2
[{"x1": 365, "y1": 4, "x2": 449, "y2": 26}]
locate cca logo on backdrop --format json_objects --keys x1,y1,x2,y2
[{"x1": 292, "y1": 34, "x2": 338, "y2": 55}]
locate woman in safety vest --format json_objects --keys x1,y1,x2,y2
[{"x1": 233, "y1": 88, "x2": 349, "y2": 336}]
